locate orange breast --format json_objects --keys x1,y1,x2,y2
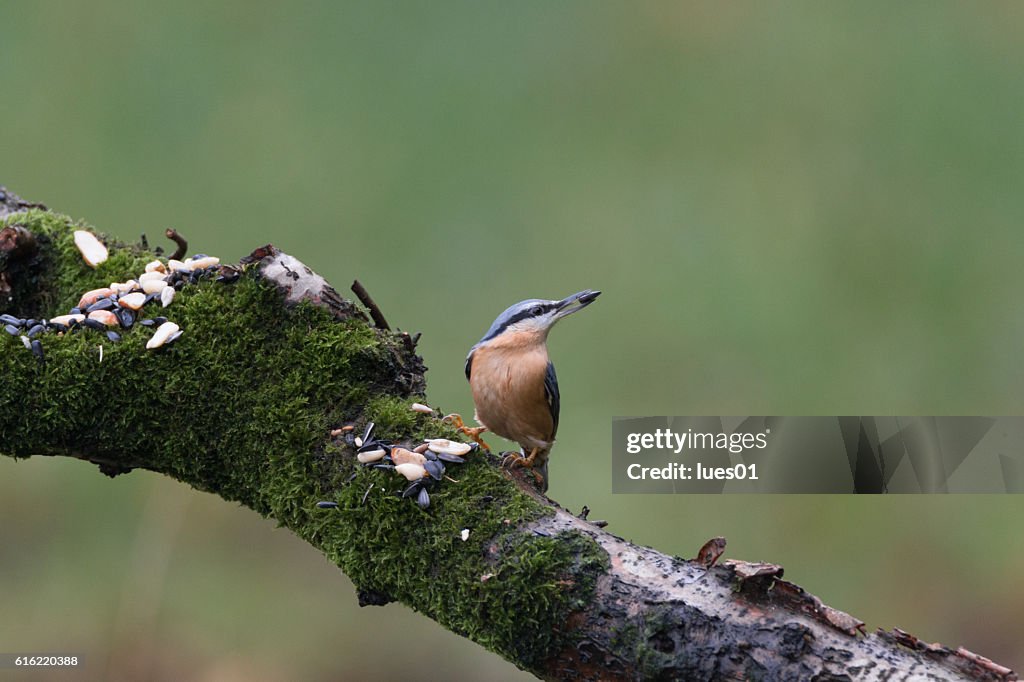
[{"x1": 469, "y1": 341, "x2": 554, "y2": 450}]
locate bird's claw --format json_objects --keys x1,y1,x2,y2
[
  {"x1": 501, "y1": 451, "x2": 528, "y2": 468},
  {"x1": 442, "y1": 413, "x2": 492, "y2": 451},
  {"x1": 501, "y1": 451, "x2": 545, "y2": 487},
  {"x1": 503, "y1": 446, "x2": 539, "y2": 468}
]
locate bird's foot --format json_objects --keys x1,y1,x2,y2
[
  {"x1": 501, "y1": 450, "x2": 532, "y2": 468},
  {"x1": 502, "y1": 448, "x2": 545, "y2": 488},
  {"x1": 442, "y1": 413, "x2": 492, "y2": 451}
]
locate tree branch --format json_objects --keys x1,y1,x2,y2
[{"x1": 0, "y1": 186, "x2": 1015, "y2": 681}]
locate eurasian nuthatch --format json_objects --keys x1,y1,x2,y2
[{"x1": 447, "y1": 289, "x2": 600, "y2": 492}]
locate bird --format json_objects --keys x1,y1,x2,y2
[{"x1": 445, "y1": 289, "x2": 600, "y2": 492}]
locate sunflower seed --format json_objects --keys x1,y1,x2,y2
[
  {"x1": 435, "y1": 452, "x2": 467, "y2": 464},
  {"x1": 395, "y1": 462, "x2": 427, "y2": 481},
  {"x1": 110, "y1": 280, "x2": 139, "y2": 295},
  {"x1": 426, "y1": 439, "x2": 473, "y2": 456},
  {"x1": 357, "y1": 448, "x2": 387, "y2": 464},
  {"x1": 31, "y1": 339, "x2": 44, "y2": 363},
  {"x1": 141, "y1": 278, "x2": 169, "y2": 295},
  {"x1": 78, "y1": 287, "x2": 114, "y2": 308},
  {"x1": 117, "y1": 292, "x2": 147, "y2": 310},
  {"x1": 50, "y1": 314, "x2": 85, "y2": 327},
  {"x1": 190, "y1": 255, "x2": 220, "y2": 269},
  {"x1": 73, "y1": 230, "x2": 108, "y2": 268},
  {"x1": 88, "y1": 310, "x2": 119, "y2": 327},
  {"x1": 86, "y1": 298, "x2": 115, "y2": 312},
  {"x1": 424, "y1": 460, "x2": 444, "y2": 481},
  {"x1": 391, "y1": 448, "x2": 427, "y2": 466},
  {"x1": 116, "y1": 308, "x2": 135, "y2": 328},
  {"x1": 146, "y1": 321, "x2": 180, "y2": 349}
]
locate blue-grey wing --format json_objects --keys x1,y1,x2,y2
[
  {"x1": 465, "y1": 351, "x2": 474, "y2": 381},
  {"x1": 544, "y1": 361, "x2": 560, "y2": 438}
]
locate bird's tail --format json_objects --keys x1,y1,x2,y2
[
  {"x1": 534, "y1": 449, "x2": 550, "y2": 494},
  {"x1": 537, "y1": 459, "x2": 549, "y2": 493}
]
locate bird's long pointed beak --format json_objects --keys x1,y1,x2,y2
[{"x1": 555, "y1": 289, "x2": 601, "y2": 319}]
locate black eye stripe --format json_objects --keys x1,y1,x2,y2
[
  {"x1": 507, "y1": 310, "x2": 534, "y2": 326},
  {"x1": 519, "y1": 304, "x2": 555, "y2": 321},
  {"x1": 478, "y1": 302, "x2": 558, "y2": 343}
]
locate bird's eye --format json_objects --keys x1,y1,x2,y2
[{"x1": 530, "y1": 306, "x2": 544, "y2": 316}]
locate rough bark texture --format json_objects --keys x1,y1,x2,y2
[{"x1": 0, "y1": 186, "x2": 1016, "y2": 682}]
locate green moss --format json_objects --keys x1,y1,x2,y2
[
  {"x1": 632, "y1": 605, "x2": 690, "y2": 679},
  {"x1": 364, "y1": 394, "x2": 427, "y2": 437},
  {"x1": 1, "y1": 209, "x2": 155, "y2": 317},
  {"x1": 314, "y1": 443, "x2": 607, "y2": 666},
  {"x1": 0, "y1": 209, "x2": 612, "y2": 673}
]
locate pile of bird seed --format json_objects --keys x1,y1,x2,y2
[
  {"x1": 318, "y1": 422, "x2": 477, "y2": 510},
  {"x1": 2, "y1": 228, "x2": 236, "y2": 365}
]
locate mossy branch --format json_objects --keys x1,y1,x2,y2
[{"x1": 0, "y1": 187, "x2": 1016, "y2": 682}]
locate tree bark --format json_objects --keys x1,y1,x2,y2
[{"x1": 0, "y1": 186, "x2": 1016, "y2": 682}]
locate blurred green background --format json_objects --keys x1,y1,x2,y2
[{"x1": 2, "y1": 2, "x2": 1023, "y2": 679}]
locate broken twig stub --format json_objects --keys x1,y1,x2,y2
[{"x1": 351, "y1": 278, "x2": 390, "y2": 330}]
